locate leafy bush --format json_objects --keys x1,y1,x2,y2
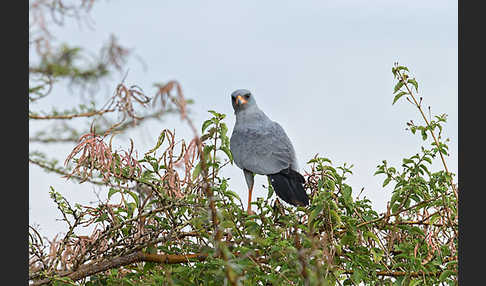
[{"x1": 29, "y1": 75, "x2": 457, "y2": 285}]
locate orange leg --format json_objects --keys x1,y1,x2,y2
[
  {"x1": 247, "y1": 185, "x2": 254, "y2": 214},
  {"x1": 243, "y1": 170, "x2": 255, "y2": 214}
]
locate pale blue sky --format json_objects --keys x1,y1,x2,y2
[{"x1": 29, "y1": 0, "x2": 457, "y2": 238}]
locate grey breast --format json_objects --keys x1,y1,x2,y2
[{"x1": 230, "y1": 119, "x2": 296, "y2": 175}]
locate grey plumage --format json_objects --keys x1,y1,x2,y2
[{"x1": 229, "y1": 89, "x2": 309, "y2": 208}]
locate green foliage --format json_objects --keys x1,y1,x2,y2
[{"x1": 34, "y1": 75, "x2": 457, "y2": 285}]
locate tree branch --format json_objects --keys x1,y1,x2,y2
[
  {"x1": 29, "y1": 251, "x2": 209, "y2": 286},
  {"x1": 29, "y1": 109, "x2": 116, "y2": 120},
  {"x1": 30, "y1": 249, "x2": 448, "y2": 286},
  {"x1": 29, "y1": 158, "x2": 106, "y2": 186},
  {"x1": 395, "y1": 67, "x2": 458, "y2": 200}
]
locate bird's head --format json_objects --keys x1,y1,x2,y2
[{"x1": 231, "y1": 89, "x2": 257, "y2": 113}]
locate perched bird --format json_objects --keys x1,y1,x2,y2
[{"x1": 229, "y1": 89, "x2": 309, "y2": 213}]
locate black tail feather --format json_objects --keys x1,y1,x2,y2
[{"x1": 268, "y1": 168, "x2": 309, "y2": 206}]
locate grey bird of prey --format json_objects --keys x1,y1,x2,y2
[{"x1": 229, "y1": 89, "x2": 309, "y2": 212}]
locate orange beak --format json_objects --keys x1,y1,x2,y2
[{"x1": 235, "y1": 95, "x2": 248, "y2": 105}]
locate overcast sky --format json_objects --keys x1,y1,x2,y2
[{"x1": 29, "y1": 0, "x2": 458, "y2": 239}]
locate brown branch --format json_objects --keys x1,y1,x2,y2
[
  {"x1": 30, "y1": 251, "x2": 208, "y2": 286},
  {"x1": 107, "y1": 109, "x2": 172, "y2": 132},
  {"x1": 340, "y1": 269, "x2": 441, "y2": 278},
  {"x1": 29, "y1": 137, "x2": 79, "y2": 143},
  {"x1": 29, "y1": 109, "x2": 115, "y2": 120},
  {"x1": 29, "y1": 158, "x2": 106, "y2": 186},
  {"x1": 30, "y1": 217, "x2": 454, "y2": 286},
  {"x1": 397, "y1": 220, "x2": 456, "y2": 227},
  {"x1": 29, "y1": 248, "x2": 450, "y2": 286},
  {"x1": 350, "y1": 196, "x2": 440, "y2": 230},
  {"x1": 29, "y1": 109, "x2": 174, "y2": 144}
]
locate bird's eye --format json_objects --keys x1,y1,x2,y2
[{"x1": 244, "y1": 94, "x2": 250, "y2": 99}]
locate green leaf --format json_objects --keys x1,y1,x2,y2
[
  {"x1": 220, "y1": 219, "x2": 234, "y2": 228},
  {"x1": 220, "y1": 145, "x2": 233, "y2": 163},
  {"x1": 402, "y1": 158, "x2": 414, "y2": 165},
  {"x1": 202, "y1": 119, "x2": 213, "y2": 133},
  {"x1": 374, "y1": 165, "x2": 385, "y2": 176},
  {"x1": 371, "y1": 248, "x2": 383, "y2": 263},
  {"x1": 439, "y1": 269, "x2": 456, "y2": 282},
  {"x1": 407, "y1": 78, "x2": 419, "y2": 92},
  {"x1": 374, "y1": 170, "x2": 384, "y2": 175},
  {"x1": 208, "y1": 110, "x2": 221, "y2": 118},
  {"x1": 396, "y1": 65, "x2": 409, "y2": 73},
  {"x1": 220, "y1": 122, "x2": 228, "y2": 137},
  {"x1": 244, "y1": 220, "x2": 260, "y2": 233},
  {"x1": 351, "y1": 268, "x2": 364, "y2": 284},
  {"x1": 392, "y1": 91, "x2": 408, "y2": 105},
  {"x1": 410, "y1": 226, "x2": 425, "y2": 236},
  {"x1": 126, "y1": 202, "x2": 136, "y2": 218},
  {"x1": 309, "y1": 203, "x2": 323, "y2": 223},
  {"x1": 108, "y1": 188, "x2": 119, "y2": 200},
  {"x1": 127, "y1": 190, "x2": 140, "y2": 207},
  {"x1": 341, "y1": 232, "x2": 356, "y2": 245},
  {"x1": 421, "y1": 129, "x2": 428, "y2": 140},
  {"x1": 192, "y1": 162, "x2": 202, "y2": 180},
  {"x1": 364, "y1": 231, "x2": 379, "y2": 243},
  {"x1": 267, "y1": 181, "x2": 274, "y2": 200},
  {"x1": 394, "y1": 81, "x2": 404, "y2": 93},
  {"x1": 419, "y1": 164, "x2": 430, "y2": 175},
  {"x1": 330, "y1": 209, "x2": 341, "y2": 226},
  {"x1": 382, "y1": 176, "x2": 391, "y2": 187},
  {"x1": 321, "y1": 158, "x2": 332, "y2": 164},
  {"x1": 342, "y1": 185, "x2": 352, "y2": 202},
  {"x1": 145, "y1": 131, "x2": 166, "y2": 155},
  {"x1": 224, "y1": 190, "x2": 240, "y2": 200},
  {"x1": 409, "y1": 279, "x2": 422, "y2": 286},
  {"x1": 429, "y1": 213, "x2": 441, "y2": 225}
]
